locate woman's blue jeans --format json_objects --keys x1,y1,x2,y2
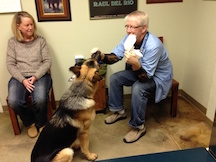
[
  {"x1": 8, "y1": 73, "x2": 52, "y2": 128},
  {"x1": 109, "y1": 70, "x2": 156, "y2": 129}
]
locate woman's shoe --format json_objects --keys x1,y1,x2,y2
[
  {"x1": 27, "y1": 123, "x2": 38, "y2": 138},
  {"x1": 39, "y1": 126, "x2": 44, "y2": 133}
]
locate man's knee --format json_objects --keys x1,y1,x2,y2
[
  {"x1": 110, "y1": 73, "x2": 118, "y2": 83},
  {"x1": 132, "y1": 83, "x2": 153, "y2": 98}
]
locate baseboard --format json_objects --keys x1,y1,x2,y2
[
  {"x1": 2, "y1": 90, "x2": 213, "y2": 127},
  {"x1": 2, "y1": 105, "x2": 7, "y2": 112},
  {"x1": 178, "y1": 90, "x2": 207, "y2": 114},
  {"x1": 178, "y1": 90, "x2": 212, "y2": 127},
  {"x1": 124, "y1": 90, "x2": 213, "y2": 127}
]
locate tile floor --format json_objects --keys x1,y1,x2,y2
[{"x1": 0, "y1": 95, "x2": 212, "y2": 162}]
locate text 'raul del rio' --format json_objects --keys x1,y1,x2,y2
[{"x1": 93, "y1": 0, "x2": 134, "y2": 7}]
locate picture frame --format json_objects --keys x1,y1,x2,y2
[
  {"x1": 89, "y1": 0, "x2": 137, "y2": 20},
  {"x1": 146, "y1": 0, "x2": 183, "y2": 3},
  {"x1": 35, "y1": 0, "x2": 71, "y2": 22}
]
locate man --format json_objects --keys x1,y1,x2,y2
[{"x1": 92, "y1": 10, "x2": 173, "y2": 143}]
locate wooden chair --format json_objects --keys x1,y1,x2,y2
[
  {"x1": 158, "y1": 36, "x2": 179, "y2": 117},
  {"x1": 170, "y1": 79, "x2": 179, "y2": 117},
  {"x1": 94, "y1": 78, "x2": 107, "y2": 114},
  {"x1": 6, "y1": 86, "x2": 56, "y2": 135}
]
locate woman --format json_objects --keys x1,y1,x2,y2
[{"x1": 6, "y1": 11, "x2": 52, "y2": 138}]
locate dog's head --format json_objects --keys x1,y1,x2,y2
[
  {"x1": 69, "y1": 58, "x2": 102, "y2": 85},
  {"x1": 59, "y1": 59, "x2": 102, "y2": 111}
]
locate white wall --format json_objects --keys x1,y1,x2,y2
[
  {"x1": 0, "y1": 0, "x2": 216, "y2": 121},
  {"x1": 183, "y1": 0, "x2": 216, "y2": 121}
]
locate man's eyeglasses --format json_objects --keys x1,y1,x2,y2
[{"x1": 125, "y1": 25, "x2": 141, "y2": 30}]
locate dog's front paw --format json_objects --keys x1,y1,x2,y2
[{"x1": 87, "y1": 152, "x2": 98, "y2": 161}]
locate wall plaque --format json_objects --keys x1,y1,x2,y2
[{"x1": 89, "y1": 0, "x2": 137, "y2": 19}]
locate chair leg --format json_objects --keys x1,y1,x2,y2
[
  {"x1": 170, "y1": 80, "x2": 179, "y2": 117},
  {"x1": 50, "y1": 87, "x2": 56, "y2": 110},
  {"x1": 47, "y1": 86, "x2": 55, "y2": 119},
  {"x1": 7, "y1": 105, "x2": 21, "y2": 135},
  {"x1": 47, "y1": 99, "x2": 53, "y2": 120}
]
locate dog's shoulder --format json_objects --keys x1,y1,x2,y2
[
  {"x1": 50, "y1": 105, "x2": 95, "y2": 129},
  {"x1": 59, "y1": 82, "x2": 96, "y2": 111}
]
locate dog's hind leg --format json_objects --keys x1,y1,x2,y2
[{"x1": 52, "y1": 148, "x2": 74, "y2": 162}]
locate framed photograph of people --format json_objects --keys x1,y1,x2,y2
[{"x1": 35, "y1": 0, "x2": 71, "y2": 22}]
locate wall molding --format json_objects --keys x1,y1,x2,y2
[
  {"x1": 178, "y1": 90, "x2": 212, "y2": 127},
  {"x1": 2, "y1": 89, "x2": 213, "y2": 127}
]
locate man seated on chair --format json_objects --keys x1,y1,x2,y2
[
  {"x1": 91, "y1": 10, "x2": 173, "y2": 143},
  {"x1": 6, "y1": 11, "x2": 52, "y2": 138}
]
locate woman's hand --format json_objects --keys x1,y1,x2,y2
[
  {"x1": 28, "y1": 76, "x2": 37, "y2": 84},
  {"x1": 22, "y1": 78, "x2": 35, "y2": 93}
]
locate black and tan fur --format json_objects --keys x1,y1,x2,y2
[{"x1": 31, "y1": 59, "x2": 102, "y2": 162}]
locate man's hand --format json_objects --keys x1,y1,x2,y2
[
  {"x1": 91, "y1": 47, "x2": 105, "y2": 62},
  {"x1": 23, "y1": 78, "x2": 35, "y2": 93},
  {"x1": 124, "y1": 50, "x2": 141, "y2": 70}
]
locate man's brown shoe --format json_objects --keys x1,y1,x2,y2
[
  {"x1": 123, "y1": 126, "x2": 146, "y2": 143},
  {"x1": 105, "y1": 112, "x2": 127, "y2": 124}
]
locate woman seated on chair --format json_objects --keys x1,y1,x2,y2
[{"x1": 6, "y1": 11, "x2": 52, "y2": 138}]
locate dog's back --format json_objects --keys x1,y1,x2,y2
[{"x1": 31, "y1": 107, "x2": 79, "y2": 162}]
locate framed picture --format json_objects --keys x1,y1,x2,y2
[
  {"x1": 35, "y1": 0, "x2": 71, "y2": 22},
  {"x1": 146, "y1": 0, "x2": 183, "y2": 3},
  {"x1": 89, "y1": 0, "x2": 137, "y2": 20}
]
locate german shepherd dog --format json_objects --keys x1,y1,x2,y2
[{"x1": 31, "y1": 58, "x2": 102, "y2": 162}]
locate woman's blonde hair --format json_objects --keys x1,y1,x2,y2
[
  {"x1": 11, "y1": 11, "x2": 37, "y2": 42},
  {"x1": 125, "y1": 10, "x2": 149, "y2": 30}
]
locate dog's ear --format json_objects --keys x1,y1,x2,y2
[
  {"x1": 92, "y1": 72, "x2": 102, "y2": 83},
  {"x1": 69, "y1": 66, "x2": 81, "y2": 77}
]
